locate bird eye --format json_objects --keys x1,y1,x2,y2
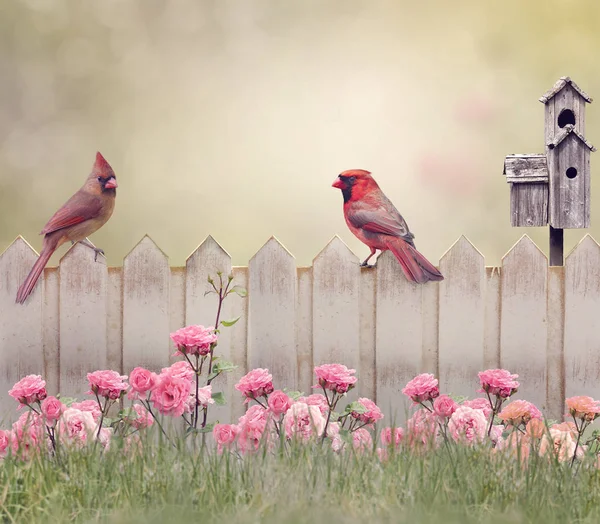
[
  {"x1": 97, "y1": 177, "x2": 102, "y2": 182},
  {"x1": 348, "y1": 176, "x2": 356, "y2": 183}
]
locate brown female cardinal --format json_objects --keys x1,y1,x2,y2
[
  {"x1": 332, "y1": 169, "x2": 443, "y2": 283},
  {"x1": 15, "y1": 152, "x2": 118, "y2": 304}
]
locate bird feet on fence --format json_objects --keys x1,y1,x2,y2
[{"x1": 76, "y1": 239, "x2": 106, "y2": 262}]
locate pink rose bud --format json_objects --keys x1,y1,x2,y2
[
  {"x1": 41, "y1": 396, "x2": 65, "y2": 422},
  {"x1": 267, "y1": 390, "x2": 293, "y2": 416},
  {"x1": 433, "y1": 395, "x2": 458, "y2": 419}
]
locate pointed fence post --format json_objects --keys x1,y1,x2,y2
[
  {"x1": 0, "y1": 237, "x2": 44, "y2": 422},
  {"x1": 248, "y1": 238, "x2": 297, "y2": 391},
  {"x1": 185, "y1": 236, "x2": 233, "y2": 424},
  {"x1": 123, "y1": 235, "x2": 170, "y2": 373}
]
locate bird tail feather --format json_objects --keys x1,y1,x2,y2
[
  {"x1": 384, "y1": 238, "x2": 444, "y2": 284},
  {"x1": 16, "y1": 245, "x2": 55, "y2": 304}
]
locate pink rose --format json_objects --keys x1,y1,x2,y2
[
  {"x1": 150, "y1": 373, "x2": 192, "y2": 417},
  {"x1": 235, "y1": 368, "x2": 274, "y2": 403},
  {"x1": 352, "y1": 428, "x2": 373, "y2": 452},
  {"x1": 433, "y1": 395, "x2": 458, "y2": 419},
  {"x1": 478, "y1": 369, "x2": 519, "y2": 398},
  {"x1": 170, "y1": 325, "x2": 218, "y2": 357},
  {"x1": 9, "y1": 375, "x2": 47, "y2": 407},
  {"x1": 283, "y1": 402, "x2": 326, "y2": 441},
  {"x1": 268, "y1": 390, "x2": 293, "y2": 416},
  {"x1": 351, "y1": 397, "x2": 384, "y2": 425},
  {"x1": 58, "y1": 408, "x2": 97, "y2": 447},
  {"x1": 376, "y1": 447, "x2": 388, "y2": 462},
  {"x1": 41, "y1": 396, "x2": 65, "y2": 423},
  {"x1": 461, "y1": 397, "x2": 493, "y2": 418},
  {"x1": 0, "y1": 430, "x2": 10, "y2": 458},
  {"x1": 162, "y1": 361, "x2": 195, "y2": 382},
  {"x1": 297, "y1": 394, "x2": 329, "y2": 416},
  {"x1": 97, "y1": 427, "x2": 113, "y2": 450},
  {"x1": 407, "y1": 409, "x2": 438, "y2": 448},
  {"x1": 402, "y1": 373, "x2": 439, "y2": 403},
  {"x1": 490, "y1": 424, "x2": 504, "y2": 446},
  {"x1": 313, "y1": 364, "x2": 357, "y2": 394},
  {"x1": 130, "y1": 404, "x2": 154, "y2": 429},
  {"x1": 197, "y1": 386, "x2": 214, "y2": 407},
  {"x1": 11, "y1": 411, "x2": 44, "y2": 457},
  {"x1": 448, "y1": 406, "x2": 487, "y2": 444},
  {"x1": 87, "y1": 370, "x2": 129, "y2": 400},
  {"x1": 213, "y1": 423, "x2": 240, "y2": 453},
  {"x1": 499, "y1": 400, "x2": 542, "y2": 426},
  {"x1": 128, "y1": 367, "x2": 158, "y2": 400},
  {"x1": 238, "y1": 405, "x2": 269, "y2": 453},
  {"x1": 380, "y1": 427, "x2": 404, "y2": 447},
  {"x1": 71, "y1": 400, "x2": 102, "y2": 422}
]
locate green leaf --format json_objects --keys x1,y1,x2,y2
[
  {"x1": 213, "y1": 360, "x2": 237, "y2": 374},
  {"x1": 198, "y1": 422, "x2": 215, "y2": 434},
  {"x1": 343, "y1": 401, "x2": 367, "y2": 415},
  {"x1": 221, "y1": 316, "x2": 240, "y2": 327},
  {"x1": 102, "y1": 417, "x2": 114, "y2": 427},
  {"x1": 284, "y1": 390, "x2": 304, "y2": 401},
  {"x1": 212, "y1": 392, "x2": 226, "y2": 406},
  {"x1": 57, "y1": 396, "x2": 77, "y2": 407},
  {"x1": 119, "y1": 407, "x2": 138, "y2": 419},
  {"x1": 230, "y1": 285, "x2": 248, "y2": 298}
]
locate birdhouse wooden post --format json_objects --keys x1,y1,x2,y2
[{"x1": 503, "y1": 77, "x2": 595, "y2": 265}]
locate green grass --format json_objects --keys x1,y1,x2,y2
[{"x1": 2, "y1": 433, "x2": 600, "y2": 524}]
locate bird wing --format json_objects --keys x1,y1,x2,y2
[
  {"x1": 347, "y1": 208, "x2": 415, "y2": 244},
  {"x1": 41, "y1": 193, "x2": 103, "y2": 235}
]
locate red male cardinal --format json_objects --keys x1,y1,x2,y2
[
  {"x1": 332, "y1": 169, "x2": 443, "y2": 283},
  {"x1": 15, "y1": 152, "x2": 118, "y2": 304}
]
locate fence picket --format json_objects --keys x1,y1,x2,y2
[
  {"x1": 59, "y1": 242, "x2": 108, "y2": 399},
  {"x1": 565, "y1": 235, "x2": 600, "y2": 400},
  {"x1": 0, "y1": 238, "x2": 44, "y2": 421},
  {"x1": 439, "y1": 236, "x2": 485, "y2": 397},
  {"x1": 248, "y1": 238, "x2": 297, "y2": 391},
  {"x1": 500, "y1": 236, "x2": 548, "y2": 410}
]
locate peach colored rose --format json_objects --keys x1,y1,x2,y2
[
  {"x1": 128, "y1": 367, "x2": 158, "y2": 400},
  {"x1": 9, "y1": 375, "x2": 47, "y2": 407},
  {"x1": 313, "y1": 364, "x2": 357, "y2": 394},
  {"x1": 525, "y1": 418, "x2": 546, "y2": 439},
  {"x1": 87, "y1": 370, "x2": 129, "y2": 400},
  {"x1": 268, "y1": 390, "x2": 293, "y2": 416},
  {"x1": 539, "y1": 428, "x2": 582, "y2": 463},
  {"x1": 235, "y1": 368, "x2": 274, "y2": 403},
  {"x1": 551, "y1": 421, "x2": 578, "y2": 439},
  {"x1": 566, "y1": 396, "x2": 600, "y2": 421},
  {"x1": 478, "y1": 369, "x2": 519, "y2": 398},
  {"x1": 170, "y1": 325, "x2": 218, "y2": 357},
  {"x1": 41, "y1": 396, "x2": 65, "y2": 423},
  {"x1": 402, "y1": 373, "x2": 439, "y2": 403},
  {"x1": 499, "y1": 400, "x2": 542, "y2": 426}
]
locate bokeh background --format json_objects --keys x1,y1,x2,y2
[{"x1": 1, "y1": 0, "x2": 599, "y2": 266}]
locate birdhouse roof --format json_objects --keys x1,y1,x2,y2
[
  {"x1": 547, "y1": 124, "x2": 596, "y2": 152},
  {"x1": 539, "y1": 77, "x2": 593, "y2": 104}
]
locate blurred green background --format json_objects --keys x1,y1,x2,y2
[{"x1": 1, "y1": 0, "x2": 599, "y2": 266}]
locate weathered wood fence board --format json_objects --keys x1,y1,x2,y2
[{"x1": 1, "y1": 233, "x2": 600, "y2": 425}]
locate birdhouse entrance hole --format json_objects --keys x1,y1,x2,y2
[
  {"x1": 558, "y1": 109, "x2": 576, "y2": 128},
  {"x1": 566, "y1": 167, "x2": 578, "y2": 179}
]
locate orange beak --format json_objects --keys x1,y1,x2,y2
[
  {"x1": 104, "y1": 177, "x2": 118, "y2": 189},
  {"x1": 332, "y1": 177, "x2": 344, "y2": 189}
]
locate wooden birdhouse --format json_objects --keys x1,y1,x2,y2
[{"x1": 503, "y1": 77, "x2": 595, "y2": 264}]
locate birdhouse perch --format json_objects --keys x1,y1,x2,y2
[{"x1": 503, "y1": 77, "x2": 595, "y2": 265}]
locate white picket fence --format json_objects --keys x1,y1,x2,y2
[{"x1": 1, "y1": 233, "x2": 599, "y2": 425}]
